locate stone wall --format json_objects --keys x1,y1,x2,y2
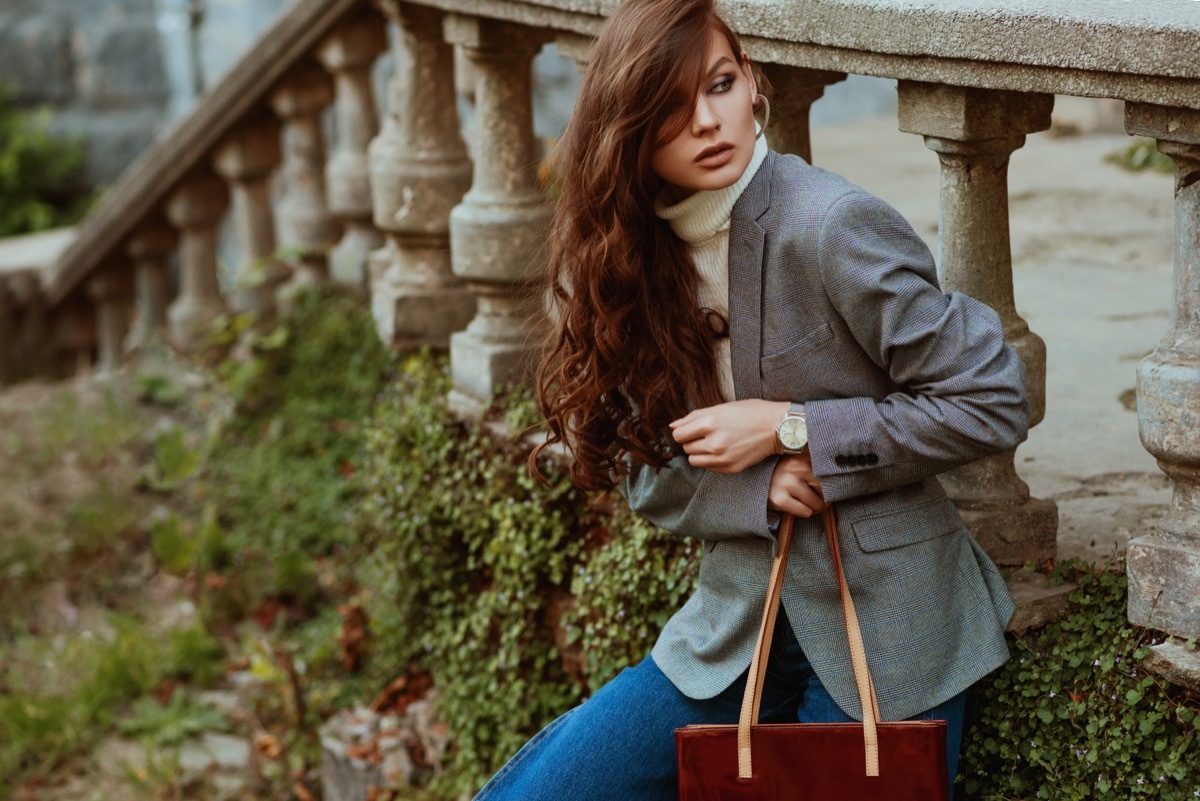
[
  {"x1": 0, "y1": 0, "x2": 168, "y2": 186},
  {"x1": 0, "y1": 0, "x2": 290, "y2": 187}
]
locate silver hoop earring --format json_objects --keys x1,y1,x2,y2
[{"x1": 754, "y1": 93, "x2": 770, "y2": 139}]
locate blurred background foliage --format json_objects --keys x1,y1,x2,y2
[{"x1": 0, "y1": 84, "x2": 95, "y2": 237}]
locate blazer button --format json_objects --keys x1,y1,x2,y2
[
  {"x1": 867, "y1": 453, "x2": 879, "y2": 465},
  {"x1": 835, "y1": 455, "x2": 848, "y2": 467}
]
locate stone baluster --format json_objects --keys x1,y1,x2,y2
[
  {"x1": 124, "y1": 225, "x2": 177, "y2": 352},
  {"x1": 8, "y1": 272, "x2": 55, "y2": 378},
  {"x1": 213, "y1": 117, "x2": 286, "y2": 315},
  {"x1": 317, "y1": 12, "x2": 387, "y2": 289},
  {"x1": 367, "y1": 1, "x2": 474, "y2": 349},
  {"x1": 897, "y1": 82, "x2": 1057, "y2": 566},
  {"x1": 1124, "y1": 103, "x2": 1200, "y2": 660},
  {"x1": 0, "y1": 277, "x2": 15, "y2": 384},
  {"x1": 270, "y1": 65, "x2": 337, "y2": 301},
  {"x1": 758, "y1": 65, "x2": 845, "y2": 163},
  {"x1": 53, "y1": 295, "x2": 96, "y2": 377},
  {"x1": 166, "y1": 173, "x2": 230, "y2": 351},
  {"x1": 444, "y1": 15, "x2": 551, "y2": 413},
  {"x1": 86, "y1": 269, "x2": 135, "y2": 373}
]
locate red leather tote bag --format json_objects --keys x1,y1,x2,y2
[{"x1": 675, "y1": 508, "x2": 949, "y2": 800}]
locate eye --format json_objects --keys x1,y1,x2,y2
[{"x1": 710, "y1": 76, "x2": 735, "y2": 95}]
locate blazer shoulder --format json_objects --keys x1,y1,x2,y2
[{"x1": 766, "y1": 151, "x2": 878, "y2": 221}]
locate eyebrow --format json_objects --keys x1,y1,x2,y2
[{"x1": 706, "y1": 56, "x2": 735, "y2": 77}]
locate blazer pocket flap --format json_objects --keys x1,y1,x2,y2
[{"x1": 850, "y1": 496, "x2": 963, "y2": 553}]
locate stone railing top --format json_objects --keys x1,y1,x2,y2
[
  {"x1": 0, "y1": 228, "x2": 75, "y2": 277},
  {"x1": 422, "y1": 0, "x2": 1200, "y2": 105},
  {"x1": 457, "y1": 0, "x2": 1200, "y2": 74},
  {"x1": 43, "y1": 0, "x2": 367, "y2": 306},
  {"x1": 726, "y1": 0, "x2": 1200, "y2": 76}
]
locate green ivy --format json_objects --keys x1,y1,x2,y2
[
  {"x1": 358, "y1": 354, "x2": 581, "y2": 794},
  {"x1": 564, "y1": 503, "x2": 700, "y2": 690},
  {"x1": 961, "y1": 561, "x2": 1199, "y2": 800},
  {"x1": 355, "y1": 353, "x2": 705, "y2": 796}
]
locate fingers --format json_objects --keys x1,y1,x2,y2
[
  {"x1": 768, "y1": 455, "x2": 826, "y2": 517},
  {"x1": 670, "y1": 415, "x2": 711, "y2": 445},
  {"x1": 767, "y1": 480, "x2": 825, "y2": 518}
]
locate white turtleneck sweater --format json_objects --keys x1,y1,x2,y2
[{"x1": 655, "y1": 135, "x2": 769, "y2": 402}]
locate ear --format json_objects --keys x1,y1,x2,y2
[{"x1": 740, "y1": 51, "x2": 759, "y2": 99}]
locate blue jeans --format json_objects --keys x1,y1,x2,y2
[{"x1": 474, "y1": 611, "x2": 967, "y2": 800}]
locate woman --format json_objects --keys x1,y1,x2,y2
[{"x1": 490, "y1": 0, "x2": 1027, "y2": 797}]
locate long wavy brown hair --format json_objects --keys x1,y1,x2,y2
[{"x1": 531, "y1": 0, "x2": 761, "y2": 491}]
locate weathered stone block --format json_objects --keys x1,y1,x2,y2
[
  {"x1": 1125, "y1": 103, "x2": 1200, "y2": 145},
  {"x1": 898, "y1": 82, "x2": 1053, "y2": 140},
  {"x1": 450, "y1": 326, "x2": 540, "y2": 411},
  {"x1": 319, "y1": 706, "x2": 420, "y2": 801},
  {"x1": 1127, "y1": 535, "x2": 1200, "y2": 639},
  {"x1": 0, "y1": 13, "x2": 75, "y2": 103},
  {"x1": 1004, "y1": 571, "x2": 1076, "y2": 634},
  {"x1": 959, "y1": 496, "x2": 1058, "y2": 567},
  {"x1": 373, "y1": 285, "x2": 475, "y2": 351},
  {"x1": 1142, "y1": 639, "x2": 1200, "y2": 694}
]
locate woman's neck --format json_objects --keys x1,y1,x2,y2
[{"x1": 655, "y1": 135, "x2": 769, "y2": 245}]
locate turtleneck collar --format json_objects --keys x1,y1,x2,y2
[{"x1": 655, "y1": 134, "x2": 769, "y2": 245}]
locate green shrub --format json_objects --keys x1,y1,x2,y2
[
  {"x1": 564, "y1": 503, "x2": 700, "y2": 689},
  {"x1": 356, "y1": 352, "x2": 701, "y2": 796},
  {"x1": 961, "y1": 561, "x2": 1199, "y2": 800},
  {"x1": 357, "y1": 353, "x2": 583, "y2": 793},
  {"x1": 0, "y1": 85, "x2": 90, "y2": 236}
]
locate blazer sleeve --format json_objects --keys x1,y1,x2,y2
[
  {"x1": 617, "y1": 452, "x2": 780, "y2": 543},
  {"x1": 803, "y1": 189, "x2": 1030, "y2": 504}
]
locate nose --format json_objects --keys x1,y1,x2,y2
[{"x1": 692, "y1": 94, "x2": 720, "y2": 135}]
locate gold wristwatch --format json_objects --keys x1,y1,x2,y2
[{"x1": 774, "y1": 403, "x2": 808, "y2": 455}]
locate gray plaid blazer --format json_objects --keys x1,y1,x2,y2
[{"x1": 620, "y1": 150, "x2": 1024, "y2": 722}]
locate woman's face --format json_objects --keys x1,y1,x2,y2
[{"x1": 651, "y1": 28, "x2": 758, "y2": 200}]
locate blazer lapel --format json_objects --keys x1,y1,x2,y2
[{"x1": 728, "y1": 150, "x2": 774, "y2": 401}]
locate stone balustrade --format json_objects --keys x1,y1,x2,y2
[{"x1": 2, "y1": 0, "x2": 1198, "y2": 686}]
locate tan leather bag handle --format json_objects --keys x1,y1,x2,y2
[{"x1": 736, "y1": 507, "x2": 882, "y2": 780}]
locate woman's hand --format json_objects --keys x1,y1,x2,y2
[
  {"x1": 768, "y1": 453, "x2": 826, "y2": 518},
  {"x1": 670, "y1": 399, "x2": 788, "y2": 474}
]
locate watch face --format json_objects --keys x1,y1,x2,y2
[{"x1": 779, "y1": 417, "x2": 808, "y2": 451}]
